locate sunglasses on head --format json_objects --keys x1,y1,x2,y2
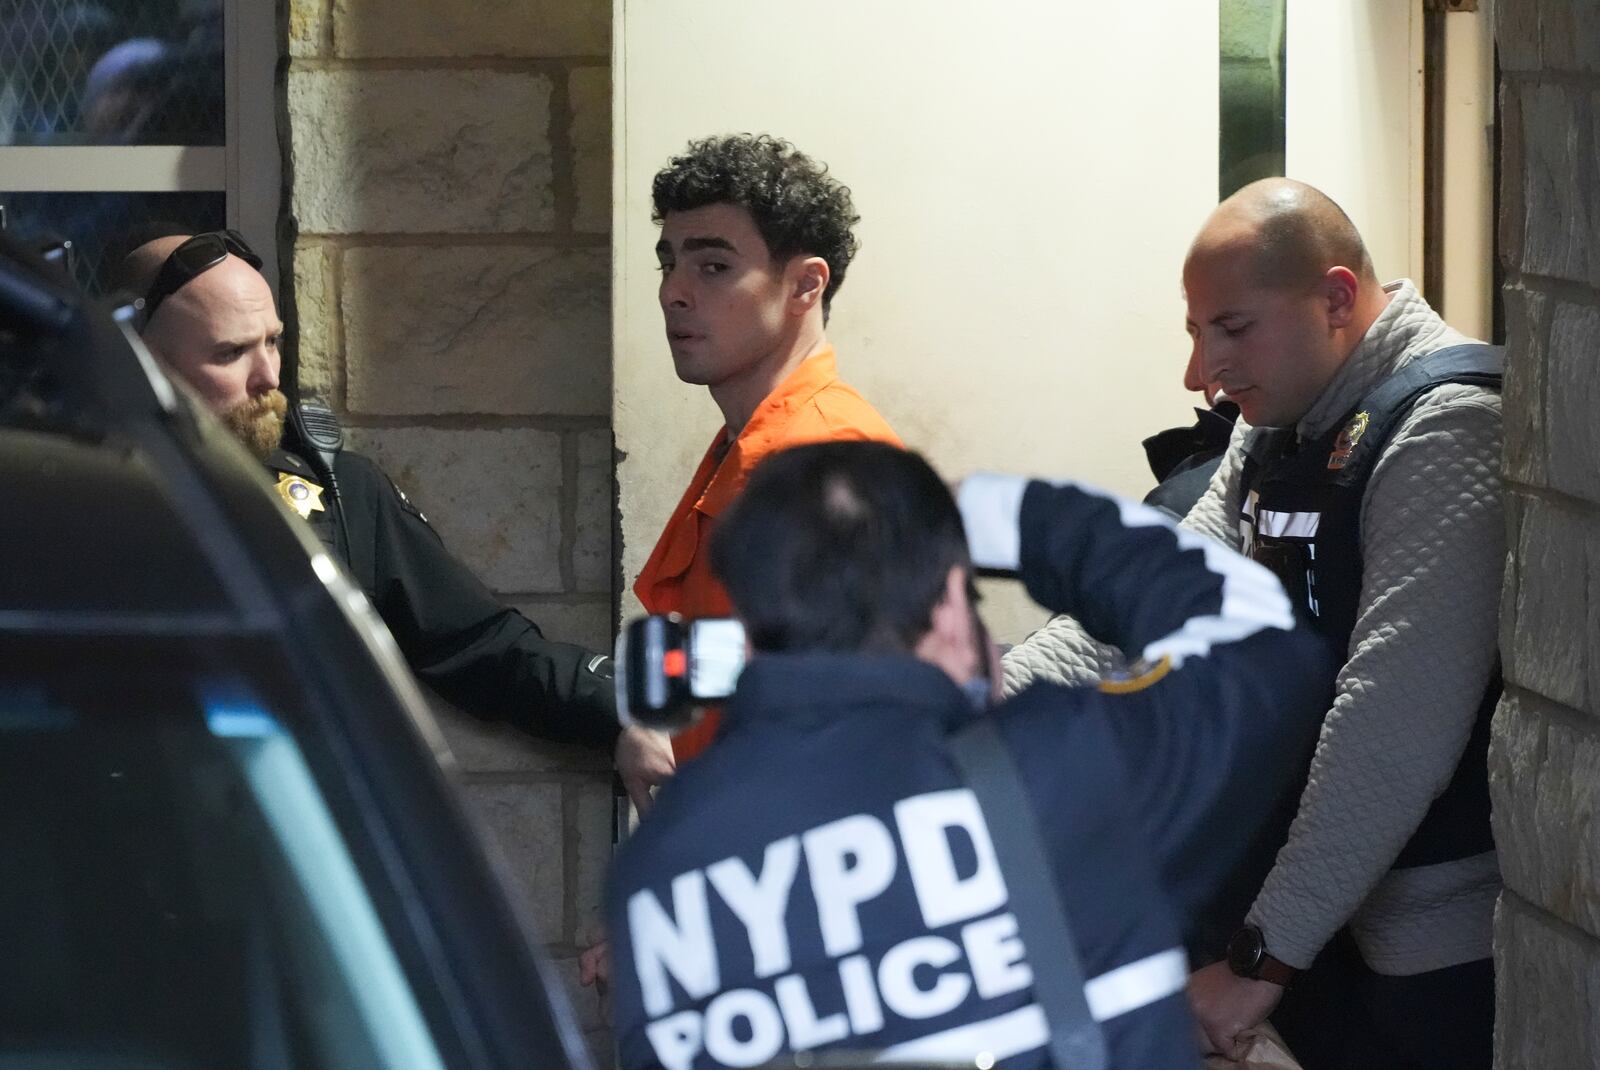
[{"x1": 137, "y1": 229, "x2": 263, "y2": 327}]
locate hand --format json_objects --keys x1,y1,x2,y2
[
  {"x1": 579, "y1": 935, "x2": 611, "y2": 993},
  {"x1": 1187, "y1": 960, "x2": 1285, "y2": 1060},
  {"x1": 615, "y1": 725, "x2": 676, "y2": 815}
]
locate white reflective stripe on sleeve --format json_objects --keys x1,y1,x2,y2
[
  {"x1": 875, "y1": 1004, "x2": 1048, "y2": 1063},
  {"x1": 875, "y1": 946, "x2": 1188, "y2": 1063},
  {"x1": 1110, "y1": 495, "x2": 1295, "y2": 669},
  {"x1": 1083, "y1": 946, "x2": 1189, "y2": 1022},
  {"x1": 1255, "y1": 509, "x2": 1322, "y2": 539},
  {"x1": 956, "y1": 473, "x2": 1029, "y2": 571}
]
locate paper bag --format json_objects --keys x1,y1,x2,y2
[{"x1": 1203, "y1": 1022, "x2": 1303, "y2": 1069}]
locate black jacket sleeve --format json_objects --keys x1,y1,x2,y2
[
  {"x1": 976, "y1": 477, "x2": 1337, "y2": 922},
  {"x1": 335, "y1": 451, "x2": 620, "y2": 747}
]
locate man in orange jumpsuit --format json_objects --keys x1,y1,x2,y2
[
  {"x1": 582, "y1": 135, "x2": 899, "y2": 993},
  {"x1": 633, "y1": 134, "x2": 901, "y2": 762}
]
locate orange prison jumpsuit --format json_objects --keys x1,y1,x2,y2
[{"x1": 632, "y1": 346, "x2": 901, "y2": 760}]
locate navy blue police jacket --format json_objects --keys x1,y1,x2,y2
[{"x1": 606, "y1": 476, "x2": 1338, "y2": 1070}]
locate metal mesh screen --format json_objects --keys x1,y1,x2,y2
[
  {"x1": 2, "y1": 191, "x2": 226, "y2": 296},
  {"x1": 0, "y1": 0, "x2": 224, "y2": 146}
]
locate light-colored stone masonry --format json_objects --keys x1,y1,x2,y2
[
  {"x1": 284, "y1": 0, "x2": 614, "y2": 1052},
  {"x1": 1493, "y1": 3, "x2": 1600, "y2": 1067}
]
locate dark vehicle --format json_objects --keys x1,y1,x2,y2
[{"x1": 0, "y1": 234, "x2": 593, "y2": 1069}]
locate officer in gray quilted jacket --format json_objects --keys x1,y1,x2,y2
[{"x1": 1006, "y1": 178, "x2": 1503, "y2": 1070}]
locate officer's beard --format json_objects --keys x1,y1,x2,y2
[{"x1": 221, "y1": 389, "x2": 289, "y2": 460}]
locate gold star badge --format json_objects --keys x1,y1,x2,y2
[{"x1": 274, "y1": 473, "x2": 326, "y2": 518}]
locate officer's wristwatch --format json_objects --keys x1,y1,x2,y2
[{"x1": 1226, "y1": 925, "x2": 1299, "y2": 987}]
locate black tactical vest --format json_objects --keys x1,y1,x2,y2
[{"x1": 1238, "y1": 344, "x2": 1503, "y2": 870}]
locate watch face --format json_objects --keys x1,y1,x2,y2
[{"x1": 1227, "y1": 926, "x2": 1265, "y2": 976}]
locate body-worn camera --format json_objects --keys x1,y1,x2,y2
[{"x1": 615, "y1": 615, "x2": 746, "y2": 732}]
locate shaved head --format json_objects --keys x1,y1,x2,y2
[
  {"x1": 1188, "y1": 178, "x2": 1377, "y2": 294},
  {"x1": 1182, "y1": 179, "x2": 1392, "y2": 428},
  {"x1": 119, "y1": 234, "x2": 287, "y2": 458},
  {"x1": 115, "y1": 233, "x2": 188, "y2": 298}
]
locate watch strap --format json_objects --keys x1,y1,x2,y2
[
  {"x1": 1253, "y1": 952, "x2": 1299, "y2": 988},
  {"x1": 1227, "y1": 925, "x2": 1300, "y2": 988}
]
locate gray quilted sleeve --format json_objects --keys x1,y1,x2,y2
[
  {"x1": 999, "y1": 617, "x2": 1122, "y2": 695},
  {"x1": 1245, "y1": 385, "x2": 1504, "y2": 967},
  {"x1": 1182, "y1": 417, "x2": 1251, "y2": 549},
  {"x1": 999, "y1": 420, "x2": 1252, "y2": 695}
]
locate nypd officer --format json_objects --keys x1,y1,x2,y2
[
  {"x1": 605, "y1": 441, "x2": 1338, "y2": 1069},
  {"x1": 116, "y1": 229, "x2": 674, "y2": 802}
]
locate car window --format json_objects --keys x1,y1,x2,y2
[{"x1": 0, "y1": 677, "x2": 445, "y2": 1070}]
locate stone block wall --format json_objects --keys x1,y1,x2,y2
[
  {"x1": 1491, "y1": 4, "x2": 1600, "y2": 1066},
  {"x1": 283, "y1": 0, "x2": 615, "y2": 1051}
]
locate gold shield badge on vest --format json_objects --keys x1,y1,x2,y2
[
  {"x1": 1327, "y1": 410, "x2": 1371, "y2": 471},
  {"x1": 274, "y1": 472, "x2": 326, "y2": 518},
  {"x1": 1098, "y1": 655, "x2": 1173, "y2": 695}
]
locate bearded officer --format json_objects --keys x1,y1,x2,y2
[{"x1": 116, "y1": 228, "x2": 673, "y2": 805}]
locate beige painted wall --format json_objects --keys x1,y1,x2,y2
[
  {"x1": 1439, "y1": 4, "x2": 1496, "y2": 341},
  {"x1": 1284, "y1": 1, "x2": 1425, "y2": 286},
  {"x1": 1286, "y1": 1, "x2": 1494, "y2": 339},
  {"x1": 614, "y1": 0, "x2": 1222, "y2": 642}
]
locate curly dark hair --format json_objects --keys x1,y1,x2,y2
[{"x1": 652, "y1": 134, "x2": 861, "y2": 315}]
